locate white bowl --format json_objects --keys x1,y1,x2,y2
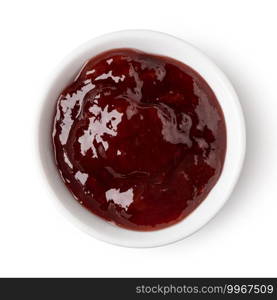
[{"x1": 38, "y1": 30, "x2": 246, "y2": 248}]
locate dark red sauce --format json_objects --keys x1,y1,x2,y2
[{"x1": 52, "y1": 48, "x2": 226, "y2": 231}]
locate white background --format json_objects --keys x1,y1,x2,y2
[{"x1": 0, "y1": 0, "x2": 276, "y2": 277}]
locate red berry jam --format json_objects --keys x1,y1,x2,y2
[{"x1": 52, "y1": 49, "x2": 226, "y2": 231}]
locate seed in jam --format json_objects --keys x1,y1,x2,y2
[{"x1": 52, "y1": 48, "x2": 226, "y2": 231}]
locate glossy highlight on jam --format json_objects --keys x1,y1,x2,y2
[{"x1": 52, "y1": 48, "x2": 226, "y2": 231}]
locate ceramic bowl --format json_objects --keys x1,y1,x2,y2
[{"x1": 38, "y1": 30, "x2": 246, "y2": 247}]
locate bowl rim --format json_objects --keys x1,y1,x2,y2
[{"x1": 38, "y1": 29, "x2": 246, "y2": 248}]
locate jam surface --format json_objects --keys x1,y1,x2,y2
[{"x1": 52, "y1": 49, "x2": 226, "y2": 231}]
